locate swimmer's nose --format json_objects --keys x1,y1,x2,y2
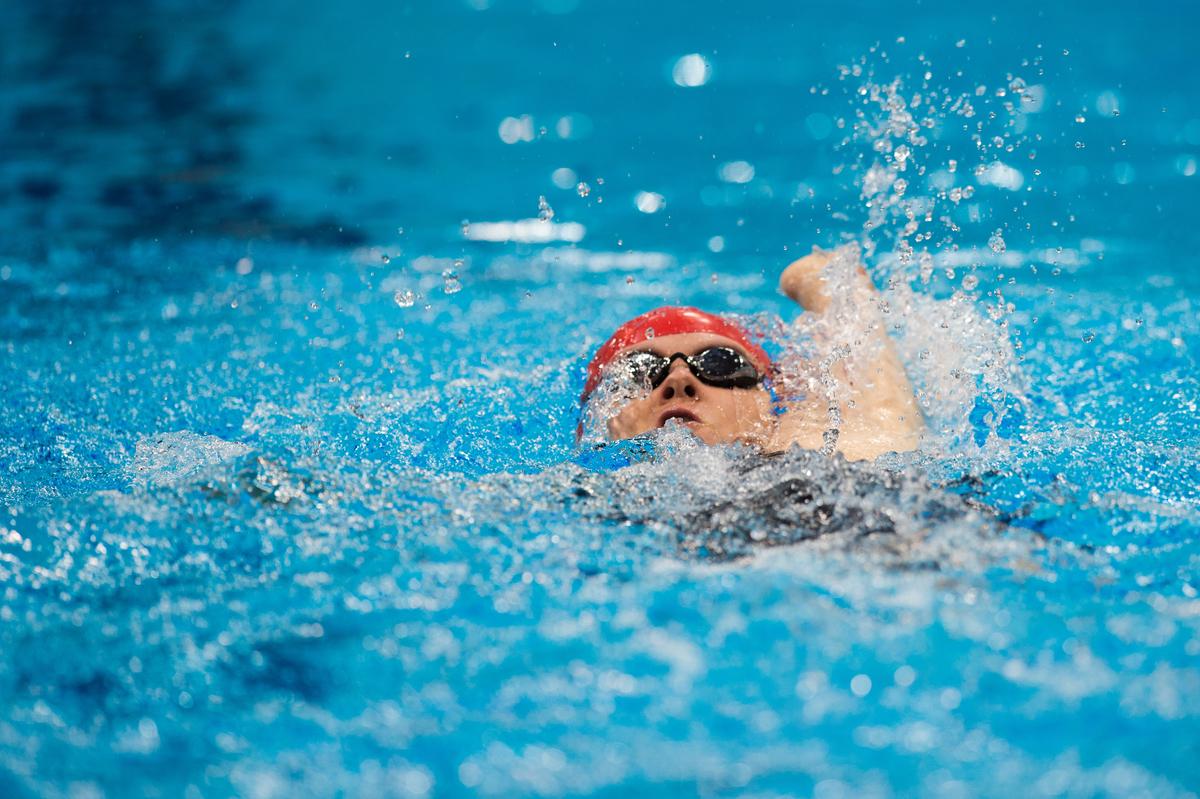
[{"x1": 656, "y1": 360, "x2": 699, "y2": 401}]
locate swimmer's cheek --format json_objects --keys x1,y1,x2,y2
[{"x1": 606, "y1": 407, "x2": 638, "y2": 440}]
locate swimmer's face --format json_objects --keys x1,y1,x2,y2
[{"x1": 603, "y1": 332, "x2": 776, "y2": 447}]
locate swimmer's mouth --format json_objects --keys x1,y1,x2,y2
[{"x1": 657, "y1": 408, "x2": 701, "y2": 427}]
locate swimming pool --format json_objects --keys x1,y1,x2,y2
[{"x1": 1, "y1": 1, "x2": 1198, "y2": 797}]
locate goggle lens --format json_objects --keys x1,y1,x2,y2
[{"x1": 610, "y1": 347, "x2": 762, "y2": 392}]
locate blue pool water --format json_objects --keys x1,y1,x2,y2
[{"x1": 2, "y1": 1, "x2": 1199, "y2": 797}]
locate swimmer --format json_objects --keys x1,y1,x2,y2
[{"x1": 581, "y1": 244, "x2": 923, "y2": 461}]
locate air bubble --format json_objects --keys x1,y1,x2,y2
[
  {"x1": 394, "y1": 290, "x2": 416, "y2": 307},
  {"x1": 962, "y1": 274, "x2": 979, "y2": 291},
  {"x1": 442, "y1": 268, "x2": 462, "y2": 295},
  {"x1": 537, "y1": 196, "x2": 555, "y2": 221},
  {"x1": 672, "y1": 53, "x2": 712, "y2": 88},
  {"x1": 988, "y1": 230, "x2": 1006, "y2": 253},
  {"x1": 576, "y1": 181, "x2": 591, "y2": 198}
]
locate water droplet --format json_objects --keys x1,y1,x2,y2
[
  {"x1": 381, "y1": 254, "x2": 391, "y2": 264},
  {"x1": 537, "y1": 195, "x2": 555, "y2": 221},
  {"x1": 1082, "y1": 331, "x2": 1095, "y2": 343},
  {"x1": 962, "y1": 274, "x2": 979, "y2": 290},
  {"x1": 635, "y1": 191, "x2": 665, "y2": 214},
  {"x1": 442, "y1": 269, "x2": 462, "y2": 294},
  {"x1": 645, "y1": 327, "x2": 655, "y2": 339},
  {"x1": 1075, "y1": 114, "x2": 1087, "y2": 124},
  {"x1": 625, "y1": 276, "x2": 635, "y2": 284},
  {"x1": 893, "y1": 178, "x2": 908, "y2": 195},
  {"x1": 394, "y1": 290, "x2": 416, "y2": 307},
  {"x1": 988, "y1": 230, "x2": 1006, "y2": 253},
  {"x1": 576, "y1": 181, "x2": 591, "y2": 198}
]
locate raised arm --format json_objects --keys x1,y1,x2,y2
[{"x1": 769, "y1": 245, "x2": 923, "y2": 460}]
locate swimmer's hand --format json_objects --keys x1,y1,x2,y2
[
  {"x1": 773, "y1": 244, "x2": 924, "y2": 461},
  {"x1": 779, "y1": 245, "x2": 875, "y2": 315}
]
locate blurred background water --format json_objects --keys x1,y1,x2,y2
[{"x1": 1, "y1": 1, "x2": 1198, "y2": 797}]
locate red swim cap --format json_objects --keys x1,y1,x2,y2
[{"x1": 582, "y1": 306, "x2": 771, "y2": 402}]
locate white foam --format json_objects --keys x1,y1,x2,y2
[
  {"x1": 977, "y1": 161, "x2": 1025, "y2": 191},
  {"x1": 463, "y1": 219, "x2": 585, "y2": 243},
  {"x1": 127, "y1": 431, "x2": 250, "y2": 487},
  {"x1": 540, "y1": 247, "x2": 673, "y2": 272}
]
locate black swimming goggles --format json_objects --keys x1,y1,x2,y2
[{"x1": 611, "y1": 346, "x2": 764, "y2": 392}]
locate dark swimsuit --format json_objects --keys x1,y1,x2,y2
[{"x1": 570, "y1": 444, "x2": 1004, "y2": 563}]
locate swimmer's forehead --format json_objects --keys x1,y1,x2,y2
[{"x1": 613, "y1": 332, "x2": 752, "y2": 359}]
